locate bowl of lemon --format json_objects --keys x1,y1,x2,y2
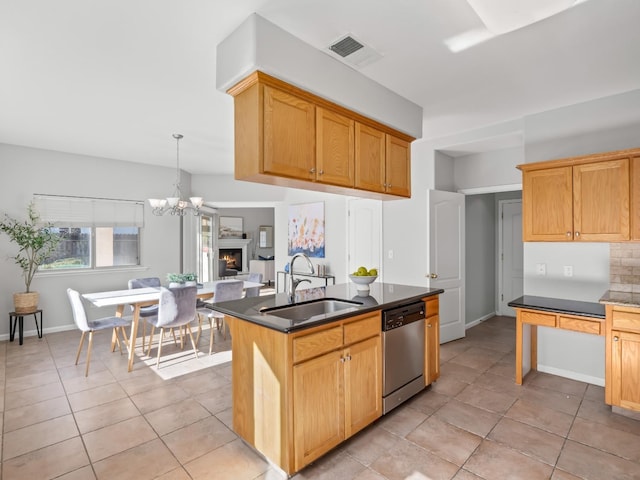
[{"x1": 349, "y1": 266, "x2": 378, "y2": 292}]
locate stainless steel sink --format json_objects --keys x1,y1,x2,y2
[{"x1": 260, "y1": 298, "x2": 363, "y2": 321}]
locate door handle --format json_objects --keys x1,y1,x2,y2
[{"x1": 428, "y1": 273, "x2": 438, "y2": 279}]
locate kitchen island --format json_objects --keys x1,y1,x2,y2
[{"x1": 214, "y1": 282, "x2": 442, "y2": 476}]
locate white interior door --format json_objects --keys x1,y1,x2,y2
[
  {"x1": 428, "y1": 190, "x2": 465, "y2": 343},
  {"x1": 499, "y1": 200, "x2": 523, "y2": 316},
  {"x1": 348, "y1": 198, "x2": 382, "y2": 281}
]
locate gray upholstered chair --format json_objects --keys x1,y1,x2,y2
[
  {"x1": 244, "y1": 272, "x2": 263, "y2": 298},
  {"x1": 196, "y1": 280, "x2": 243, "y2": 353},
  {"x1": 219, "y1": 258, "x2": 238, "y2": 279},
  {"x1": 67, "y1": 288, "x2": 131, "y2": 377},
  {"x1": 145, "y1": 286, "x2": 198, "y2": 368},
  {"x1": 128, "y1": 277, "x2": 161, "y2": 350}
]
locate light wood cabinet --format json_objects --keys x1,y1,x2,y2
[
  {"x1": 521, "y1": 157, "x2": 630, "y2": 242},
  {"x1": 424, "y1": 296, "x2": 440, "y2": 385},
  {"x1": 606, "y1": 304, "x2": 640, "y2": 412},
  {"x1": 229, "y1": 70, "x2": 413, "y2": 199}
]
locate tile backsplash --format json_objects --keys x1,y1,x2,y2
[{"x1": 610, "y1": 243, "x2": 640, "y2": 293}]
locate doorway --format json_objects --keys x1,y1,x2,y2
[{"x1": 498, "y1": 199, "x2": 523, "y2": 315}]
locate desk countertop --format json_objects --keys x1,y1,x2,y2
[{"x1": 508, "y1": 295, "x2": 605, "y2": 319}]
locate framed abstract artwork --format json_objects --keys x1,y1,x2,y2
[
  {"x1": 219, "y1": 216, "x2": 243, "y2": 239},
  {"x1": 288, "y1": 202, "x2": 325, "y2": 258}
]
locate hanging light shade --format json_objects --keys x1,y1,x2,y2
[{"x1": 148, "y1": 134, "x2": 204, "y2": 216}]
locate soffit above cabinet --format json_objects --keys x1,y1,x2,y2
[{"x1": 216, "y1": 13, "x2": 423, "y2": 140}]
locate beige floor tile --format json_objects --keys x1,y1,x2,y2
[
  {"x1": 439, "y1": 362, "x2": 484, "y2": 384},
  {"x1": 56, "y1": 465, "x2": 97, "y2": 480},
  {"x1": 130, "y1": 383, "x2": 190, "y2": 414},
  {"x1": 556, "y1": 440, "x2": 640, "y2": 480},
  {"x1": 4, "y1": 380, "x2": 66, "y2": 410},
  {"x1": 406, "y1": 416, "x2": 482, "y2": 466},
  {"x1": 455, "y1": 383, "x2": 517, "y2": 414},
  {"x1": 194, "y1": 385, "x2": 233, "y2": 415},
  {"x1": 2, "y1": 436, "x2": 89, "y2": 480},
  {"x1": 350, "y1": 469, "x2": 388, "y2": 480},
  {"x1": 3, "y1": 395, "x2": 71, "y2": 432},
  {"x1": 404, "y1": 388, "x2": 450, "y2": 415},
  {"x1": 343, "y1": 424, "x2": 402, "y2": 466},
  {"x1": 488, "y1": 417, "x2": 565, "y2": 465},
  {"x1": 62, "y1": 367, "x2": 118, "y2": 394},
  {"x1": 519, "y1": 385, "x2": 582, "y2": 416},
  {"x1": 4, "y1": 369, "x2": 61, "y2": 393},
  {"x1": 369, "y1": 437, "x2": 459, "y2": 480},
  {"x1": 439, "y1": 339, "x2": 472, "y2": 363},
  {"x1": 184, "y1": 438, "x2": 269, "y2": 480},
  {"x1": 175, "y1": 369, "x2": 230, "y2": 396},
  {"x1": 145, "y1": 399, "x2": 211, "y2": 436},
  {"x1": 551, "y1": 470, "x2": 583, "y2": 480},
  {"x1": 3, "y1": 414, "x2": 79, "y2": 460},
  {"x1": 486, "y1": 360, "x2": 517, "y2": 379},
  {"x1": 74, "y1": 397, "x2": 141, "y2": 434},
  {"x1": 568, "y1": 416, "x2": 640, "y2": 462},
  {"x1": 82, "y1": 416, "x2": 157, "y2": 462},
  {"x1": 473, "y1": 371, "x2": 524, "y2": 397},
  {"x1": 584, "y1": 383, "x2": 605, "y2": 402},
  {"x1": 67, "y1": 383, "x2": 128, "y2": 412},
  {"x1": 576, "y1": 398, "x2": 640, "y2": 436},
  {"x1": 452, "y1": 470, "x2": 484, "y2": 479},
  {"x1": 92, "y1": 438, "x2": 180, "y2": 480},
  {"x1": 162, "y1": 415, "x2": 237, "y2": 464},
  {"x1": 464, "y1": 439, "x2": 553, "y2": 479},
  {"x1": 429, "y1": 374, "x2": 469, "y2": 397},
  {"x1": 448, "y1": 347, "x2": 505, "y2": 372},
  {"x1": 434, "y1": 399, "x2": 501, "y2": 437},
  {"x1": 527, "y1": 371, "x2": 588, "y2": 397},
  {"x1": 153, "y1": 467, "x2": 192, "y2": 480},
  {"x1": 377, "y1": 403, "x2": 428, "y2": 437},
  {"x1": 296, "y1": 450, "x2": 368, "y2": 479},
  {"x1": 505, "y1": 399, "x2": 574, "y2": 437}
]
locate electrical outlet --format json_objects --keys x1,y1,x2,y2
[
  {"x1": 564, "y1": 265, "x2": 573, "y2": 277},
  {"x1": 388, "y1": 250, "x2": 393, "y2": 259},
  {"x1": 536, "y1": 263, "x2": 546, "y2": 275}
]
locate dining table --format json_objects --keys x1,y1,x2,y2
[{"x1": 82, "y1": 280, "x2": 263, "y2": 372}]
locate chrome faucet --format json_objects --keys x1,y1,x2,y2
[{"x1": 287, "y1": 253, "x2": 315, "y2": 302}]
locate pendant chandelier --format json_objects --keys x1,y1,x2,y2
[{"x1": 148, "y1": 134, "x2": 204, "y2": 216}]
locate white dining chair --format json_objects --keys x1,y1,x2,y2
[
  {"x1": 244, "y1": 272, "x2": 263, "y2": 298},
  {"x1": 128, "y1": 277, "x2": 161, "y2": 350},
  {"x1": 196, "y1": 280, "x2": 243, "y2": 354},
  {"x1": 144, "y1": 285, "x2": 199, "y2": 368},
  {"x1": 67, "y1": 288, "x2": 131, "y2": 377}
]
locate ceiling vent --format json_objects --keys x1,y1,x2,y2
[{"x1": 327, "y1": 34, "x2": 383, "y2": 68}]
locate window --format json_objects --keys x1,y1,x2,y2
[{"x1": 34, "y1": 195, "x2": 144, "y2": 271}]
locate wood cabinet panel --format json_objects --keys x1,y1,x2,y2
[
  {"x1": 316, "y1": 107, "x2": 354, "y2": 187},
  {"x1": 344, "y1": 315, "x2": 380, "y2": 345},
  {"x1": 293, "y1": 326, "x2": 343, "y2": 364},
  {"x1": 344, "y1": 336, "x2": 382, "y2": 437},
  {"x1": 522, "y1": 166, "x2": 573, "y2": 241},
  {"x1": 631, "y1": 156, "x2": 640, "y2": 240},
  {"x1": 354, "y1": 123, "x2": 386, "y2": 193},
  {"x1": 573, "y1": 159, "x2": 629, "y2": 241},
  {"x1": 263, "y1": 85, "x2": 315, "y2": 179},
  {"x1": 611, "y1": 330, "x2": 640, "y2": 412},
  {"x1": 385, "y1": 135, "x2": 411, "y2": 197},
  {"x1": 612, "y1": 309, "x2": 640, "y2": 334},
  {"x1": 558, "y1": 315, "x2": 602, "y2": 335},
  {"x1": 293, "y1": 350, "x2": 344, "y2": 470},
  {"x1": 425, "y1": 315, "x2": 440, "y2": 385},
  {"x1": 520, "y1": 310, "x2": 557, "y2": 327}
]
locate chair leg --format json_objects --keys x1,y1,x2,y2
[
  {"x1": 186, "y1": 324, "x2": 198, "y2": 360},
  {"x1": 146, "y1": 326, "x2": 155, "y2": 356},
  {"x1": 209, "y1": 318, "x2": 215, "y2": 355},
  {"x1": 75, "y1": 331, "x2": 86, "y2": 365},
  {"x1": 156, "y1": 328, "x2": 165, "y2": 368},
  {"x1": 110, "y1": 328, "x2": 118, "y2": 353},
  {"x1": 85, "y1": 331, "x2": 94, "y2": 377},
  {"x1": 195, "y1": 313, "x2": 203, "y2": 345},
  {"x1": 141, "y1": 321, "x2": 146, "y2": 351},
  {"x1": 119, "y1": 327, "x2": 130, "y2": 355}
]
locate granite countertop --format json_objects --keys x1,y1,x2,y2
[
  {"x1": 508, "y1": 295, "x2": 605, "y2": 319},
  {"x1": 599, "y1": 290, "x2": 640, "y2": 308},
  {"x1": 210, "y1": 282, "x2": 444, "y2": 333}
]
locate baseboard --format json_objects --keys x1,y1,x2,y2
[
  {"x1": 0, "y1": 324, "x2": 76, "y2": 342},
  {"x1": 537, "y1": 364, "x2": 605, "y2": 387},
  {"x1": 466, "y1": 311, "x2": 497, "y2": 330}
]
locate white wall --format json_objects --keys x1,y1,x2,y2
[
  {"x1": 454, "y1": 146, "x2": 524, "y2": 192},
  {"x1": 0, "y1": 143, "x2": 185, "y2": 335}
]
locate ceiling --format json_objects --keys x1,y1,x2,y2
[{"x1": 1, "y1": 0, "x2": 639, "y2": 175}]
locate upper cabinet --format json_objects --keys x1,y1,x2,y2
[
  {"x1": 519, "y1": 148, "x2": 640, "y2": 242},
  {"x1": 228, "y1": 71, "x2": 414, "y2": 199}
]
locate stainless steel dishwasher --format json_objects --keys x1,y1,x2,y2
[{"x1": 382, "y1": 300, "x2": 426, "y2": 414}]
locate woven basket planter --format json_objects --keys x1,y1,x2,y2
[{"x1": 13, "y1": 292, "x2": 39, "y2": 313}]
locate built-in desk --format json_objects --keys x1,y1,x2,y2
[{"x1": 508, "y1": 295, "x2": 605, "y2": 385}]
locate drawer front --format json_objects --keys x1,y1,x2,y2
[
  {"x1": 612, "y1": 309, "x2": 640, "y2": 333},
  {"x1": 344, "y1": 315, "x2": 380, "y2": 345},
  {"x1": 521, "y1": 310, "x2": 557, "y2": 327},
  {"x1": 559, "y1": 316, "x2": 602, "y2": 335},
  {"x1": 293, "y1": 326, "x2": 343, "y2": 363},
  {"x1": 425, "y1": 297, "x2": 439, "y2": 318}
]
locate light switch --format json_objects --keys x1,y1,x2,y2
[
  {"x1": 564, "y1": 266, "x2": 573, "y2": 277},
  {"x1": 536, "y1": 263, "x2": 546, "y2": 275},
  {"x1": 388, "y1": 250, "x2": 393, "y2": 259}
]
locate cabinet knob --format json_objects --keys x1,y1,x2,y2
[
  {"x1": 318, "y1": 170, "x2": 324, "y2": 175},
  {"x1": 614, "y1": 336, "x2": 619, "y2": 342},
  {"x1": 575, "y1": 231, "x2": 580, "y2": 237},
  {"x1": 340, "y1": 357, "x2": 346, "y2": 363},
  {"x1": 309, "y1": 167, "x2": 316, "y2": 174},
  {"x1": 566, "y1": 232, "x2": 572, "y2": 237},
  {"x1": 427, "y1": 323, "x2": 432, "y2": 328}
]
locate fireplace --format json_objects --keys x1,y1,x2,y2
[
  {"x1": 217, "y1": 238, "x2": 252, "y2": 273},
  {"x1": 220, "y1": 248, "x2": 242, "y2": 271}
]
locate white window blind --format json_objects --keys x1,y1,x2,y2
[{"x1": 33, "y1": 195, "x2": 144, "y2": 227}]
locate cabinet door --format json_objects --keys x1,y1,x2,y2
[
  {"x1": 344, "y1": 336, "x2": 382, "y2": 438},
  {"x1": 293, "y1": 350, "x2": 344, "y2": 471},
  {"x1": 385, "y1": 135, "x2": 411, "y2": 197},
  {"x1": 574, "y1": 159, "x2": 630, "y2": 241},
  {"x1": 632, "y1": 156, "x2": 640, "y2": 240},
  {"x1": 263, "y1": 85, "x2": 315, "y2": 179},
  {"x1": 522, "y1": 166, "x2": 573, "y2": 241},
  {"x1": 611, "y1": 330, "x2": 640, "y2": 412},
  {"x1": 354, "y1": 123, "x2": 386, "y2": 193},
  {"x1": 316, "y1": 107, "x2": 354, "y2": 187}
]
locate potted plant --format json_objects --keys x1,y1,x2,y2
[
  {"x1": 167, "y1": 273, "x2": 186, "y2": 287},
  {"x1": 0, "y1": 201, "x2": 61, "y2": 313}
]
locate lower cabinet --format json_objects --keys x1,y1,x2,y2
[
  {"x1": 293, "y1": 334, "x2": 381, "y2": 470},
  {"x1": 610, "y1": 330, "x2": 640, "y2": 412},
  {"x1": 425, "y1": 296, "x2": 440, "y2": 385}
]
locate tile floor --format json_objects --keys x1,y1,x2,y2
[{"x1": 2, "y1": 315, "x2": 640, "y2": 479}]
